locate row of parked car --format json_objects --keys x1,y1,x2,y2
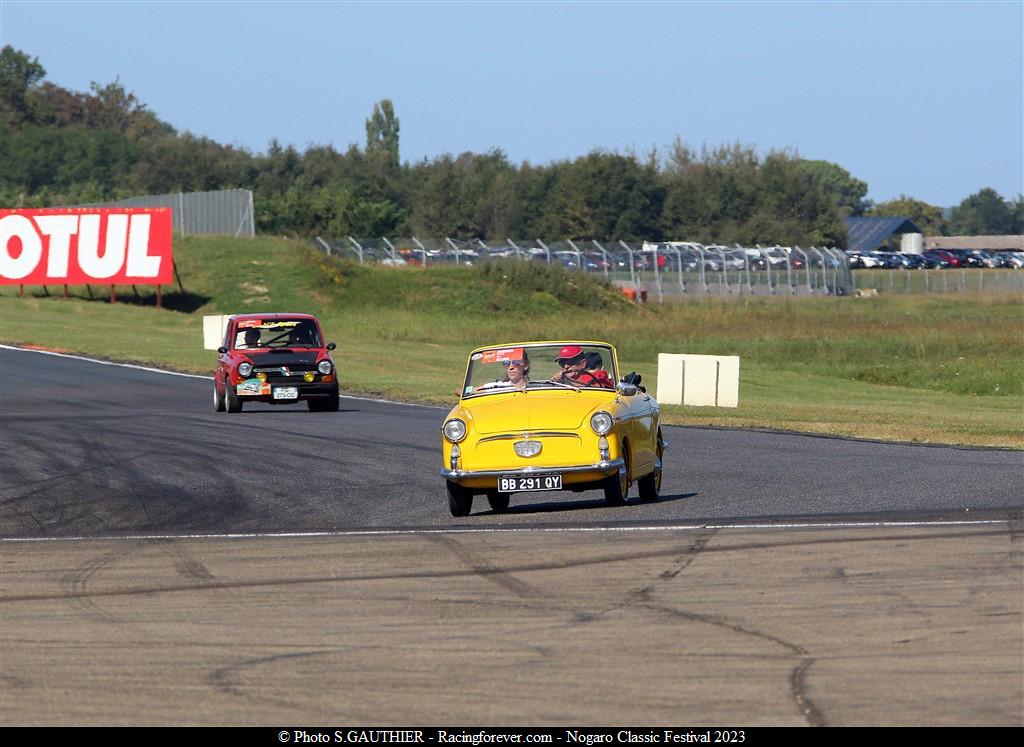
[
  {"x1": 344, "y1": 241, "x2": 1023, "y2": 273},
  {"x1": 847, "y1": 249, "x2": 1024, "y2": 270}
]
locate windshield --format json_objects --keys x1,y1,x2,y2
[
  {"x1": 233, "y1": 318, "x2": 322, "y2": 349},
  {"x1": 462, "y1": 343, "x2": 617, "y2": 398}
]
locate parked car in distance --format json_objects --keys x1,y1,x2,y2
[
  {"x1": 214, "y1": 313, "x2": 340, "y2": 413},
  {"x1": 996, "y1": 251, "x2": 1024, "y2": 269},
  {"x1": 924, "y1": 249, "x2": 960, "y2": 267}
]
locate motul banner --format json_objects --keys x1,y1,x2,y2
[{"x1": 0, "y1": 207, "x2": 173, "y2": 285}]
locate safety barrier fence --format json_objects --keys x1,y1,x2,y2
[
  {"x1": 851, "y1": 268, "x2": 1024, "y2": 296},
  {"x1": 313, "y1": 238, "x2": 856, "y2": 301},
  {"x1": 74, "y1": 189, "x2": 256, "y2": 238}
]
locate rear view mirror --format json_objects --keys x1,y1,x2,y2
[
  {"x1": 327, "y1": 342, "x2": 337, "y2": 351},
  {"x1": 217, "y1": 346, "x2": 227, "y2": 354}
]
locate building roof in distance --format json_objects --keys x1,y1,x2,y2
[{"x1": 844, "y1": 216, "x2": 923, "y2": 252}]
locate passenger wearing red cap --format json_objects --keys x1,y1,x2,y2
[{"x1": 551, "y1": 345, "x2": 613, "y2": 388}]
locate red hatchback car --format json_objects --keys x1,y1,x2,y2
[{"x1": 214, "y1": 313, "x2": 340, "y2": 412}]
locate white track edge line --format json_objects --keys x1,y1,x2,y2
[
  {"x1": 0, "y1": 519, "x2": 1009, "y2": 543},
  {"x1": 0, "y1": 344, "x2": 441, "y2": 408}
]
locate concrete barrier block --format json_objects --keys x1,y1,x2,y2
[
  {"x1": 203, "y1": 315, "x2": 230, "y2": 350},
  {"x1": 656, "y1": 353, "x2": 684, "y2": 405},
  {"x1": 657, "y1": 353, "x2": 740, "y2": 407},
  {"x1": 716, "y1": 355, "x2": 740, "y2": 408}
]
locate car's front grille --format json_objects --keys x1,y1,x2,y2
[
  {"x1": 253, "y1": 366, "x2": 317, "y2": 384},
  {"x1": 265, "y1": 374, "x2": 313, "y2": 384},
  {"x1": 478, "y1": 432, "x2": 578, "y2": 443}
]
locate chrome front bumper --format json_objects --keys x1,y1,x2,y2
[{"x1": 441, "y1": 457, "x2": 625, "y2": 481}]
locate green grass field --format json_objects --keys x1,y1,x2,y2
[{"x1": 2, "y1": 236, "x2": 1022, "y2": 447}]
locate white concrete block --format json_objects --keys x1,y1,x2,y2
[
  {"x1": 656, "y1": 353, "x2": 684, "y2": 405},
  {"x1": 203, "y1": 315, "x2": 230, "y2": 350},
  {"x1": 657, "y1": 353, "x2": 740, "y2": 407},
  {"x1": 716, "y1": 355, "x2": 740, "y2": 408}
]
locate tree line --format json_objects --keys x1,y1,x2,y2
[{"x1": 2, "y1": 46, "x2": 1021, "y2": 248}]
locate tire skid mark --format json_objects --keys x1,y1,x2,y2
[
  {"x1": 1006, "y1": 512, "x2": 1023, "y2": 565},
  {"x1": 59, "y1": 543, "x2": 148, "y2": 624},
  {"x1": 643, "y1": 602, "x2": 825, "y2": 727},
  {"x1": 56, "y1": 540, "x2": 224, "y2": 625},
  {"x1": 4, "y1": 527, "x2": 1012, "y2": 604},
  {"x1": 158, "y1": 541, "x2": 218, "y2": 583},
  {"x1": 790, "y1": 658, "x2": 826, "y2": 727},
  {"x1": 572, "y1": 530, "x2": 719, "y2": 626},
  {"x1": 208, "y1": 649, "x2": 334, "y2": 708},
  {"x1": 659, "y1": 530, "x2": 717, "y2": 579},
  {"x1": 423, "y1": 534, "x2": 546, "y2": 599}
]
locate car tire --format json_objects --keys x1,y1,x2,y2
[
  {"x1": 638, "y1": 431, "x2": 663, "y2": 501},
  {"x1": 604, "y1": 447, "x2": 629, "y2": 506},
  {"x1": 447, "y1": 481, "x2": 473, "y2": 517},
  {"x1": 225, "y1": 380, "x2": 244, "y2": 413},
  {"x1": 486, "y1": 492, "x2": 511, "y2": 513},
  {"x1": 213, "y1": 381, "x2": 226, "y2": 412}
]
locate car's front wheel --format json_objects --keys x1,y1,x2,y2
[
  {"x1": 638, "y1": 431, "x2": 663, "y2": 501},
  {"x1": 604, "y1": 448, "x2": 630, "y2": 506},
  {"x1": 225, "y1": 380, "x2": 244, "y2": 413},
  {"x1": 447, "y1": 481, "x2": 473, "y2": 517},
  {"x1": 486, "y1": 492, "x2": 510, "y2": 513},
  {"x1": 213, "y1": 381, "x2": 226, "y2": 412}
]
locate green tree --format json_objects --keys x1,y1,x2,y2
[
  {"x1": 799, "y1": 159, "x2": 870, "y2": 217},
  {"x1": 755, "y1": 153, "x2": 845, "y2": 246},
  {"x1": 870, "y1": 195, "x2": 946, "y2": 236},
  {"x1": 409, "y1": 154, "x2": 463, "y2": 236},
  {"x1": 0, "y1": 46, "x2": 46, "y2": 126},
  {"x1": 948, "y1": 188, "x2": 1015, "y2": 235},
  {"x1": 1011, "y1": 195, "x2": 1024, "y2": 234},
  {"x1": 365, "y1": 99, "x2": 400, "y2": 165},
  {"x1": 660, "y1": 143, "x2": 760, "y2": 243}
]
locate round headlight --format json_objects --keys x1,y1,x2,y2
[
  {"x1": 443, "y1": 418, "x2": 467, "y2": 443},
  {"x1": 318, "y1": 359, "x2": 333, "y2": 375},
  {"x1": 237, "y1": 362, "x2": 253, "y2": 378},
  {"x1": 590, "y1": 411, "x2": 614, "y2": 435}
]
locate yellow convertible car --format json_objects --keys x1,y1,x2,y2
[{"x1": 440, "y1": 341, "x2": 665, "y2": 516}]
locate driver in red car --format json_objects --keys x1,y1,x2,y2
[{"x1": 242, "y1": 328, "x2": 261, "y2": 348}]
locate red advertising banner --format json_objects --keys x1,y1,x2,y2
[{"x1": 0, "y1": 207, "x2": 173, "y2": 286}]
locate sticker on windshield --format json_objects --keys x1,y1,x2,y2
[
  {"x1": 471, "y1": 353, "x2": 483, "y2": 361},
  {"x1": 481, "y1": 347, "x2": 524, "y2": 365}
]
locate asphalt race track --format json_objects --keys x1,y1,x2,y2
[{"x1": 1, "y1": 345, "x2": 1022, "y2": 726}]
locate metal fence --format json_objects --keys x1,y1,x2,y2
[
  {"x1": 77, "y1": 189, "x2": 255, "y2": 238},
  {"x1": 314, "y1": 237, "x2": 855, "y2": 300},
  {"x1": 852, "y1": 268, "x2": 1024, "y2": 296}
]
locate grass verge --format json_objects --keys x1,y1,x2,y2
[{"x1": 1, "y1": 236, "x2": 1021, "y2": 448}]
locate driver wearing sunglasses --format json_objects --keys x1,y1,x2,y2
[
  {"x1": 501, "y1": 357, "x2": 530, "y2": 390},
  {"x1": 475, "y1": 353, "x2": 531, "y2": 391}
]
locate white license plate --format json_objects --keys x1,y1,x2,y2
[
  {"x1": 273, "y1": 387, "x2": 299, "y2": 400},
  {"x1": 498, "y1": 474, "x2": 562, "y2": 492}
]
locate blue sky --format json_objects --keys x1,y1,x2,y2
[{"x1": 2, "y1": 0, "x2": 1021, "y2": 208}]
